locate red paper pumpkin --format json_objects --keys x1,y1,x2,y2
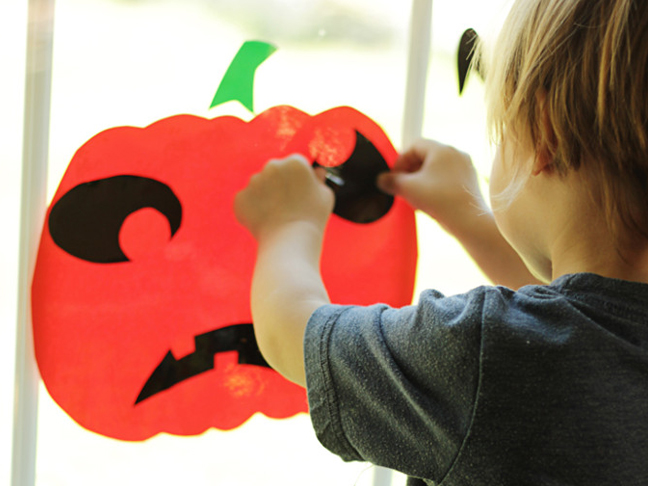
[{"x1": 31, "y1": 105, "x2": 418, "y2": 440}]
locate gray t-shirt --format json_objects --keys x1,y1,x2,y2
[{"x1": 304, "y1": 273, "x2": 648, "y2": 485}]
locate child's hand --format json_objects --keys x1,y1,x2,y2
[
  {"x1": 378, "y1": 139, "x2": 542, "y2": 288},
  {"x1": 377, "y1": 138, "x2": 487, "y2": 234},
  {"x1": 234, "y1": 154, "x2": 335, "y2": 241}
]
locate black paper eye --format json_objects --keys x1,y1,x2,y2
[
  {"x1": 458, "y1": 28, "x2": 484, "y2": 95},
  {"x1": 48, "y1": 175, "x2": 182, "y2": 263},
  {"x1": 313, "y1": 130, "x2": 393, "y2": 224}
]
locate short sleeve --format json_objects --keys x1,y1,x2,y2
[{"x1": 304, "y1": 289, "x2": 485, "y2": 481}]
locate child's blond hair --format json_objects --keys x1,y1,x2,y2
[{"x1": 485, "y1": 0, "x2": 648, "y2": 240}]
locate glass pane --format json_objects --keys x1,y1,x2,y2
[
  {"x1": 6, "y1": 0, "x2": 517, "y2": 485},
  {"x1": 416, "y1": 0, "x2": 511, "y2": 297},
  {"x1": 37, "y1": 0, "x2": 412, "y2": 485}
]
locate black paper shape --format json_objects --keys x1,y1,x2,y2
[
  {"x1": 136, "y1": 323, "x2": 269, "y2": 404},
  {"x1": 458, "y1": 28, "x2": 484, "y2": 95},
  {"x1": 314, "y1": 130, "x2": 393, "y2": 224},
  {"x1": 49, "y1": 175, "x2": 182, "y2": 263}
]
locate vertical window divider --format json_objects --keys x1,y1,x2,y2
[
  {"x1": 402, "y1": 0, "x2": 433, "y2": 149},
  {"x1": 373, "y1": 1, "x2": 433, "y2": 484},
  {"x1": 12, "y1": 0, "x2": 56, "y2": 485}
]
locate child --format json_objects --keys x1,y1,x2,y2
[{"x1": 234, "y1": 0, "x2": 648, "y2": 484}]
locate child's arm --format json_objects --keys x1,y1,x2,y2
[
  {"x1": 234, "y1": 155, "x2": 334, "y2": 387},
  {"x1": 378, "y1": 139, "x2": 544, "y2": 288}
]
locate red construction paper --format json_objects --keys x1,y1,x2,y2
[{"x1": 31, "y1": 105, "x2": 418, "y2": 441}]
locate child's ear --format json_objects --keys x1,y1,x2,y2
[
  {"x1": 532, "y1": 146, "x2": 554, "y2": 176},
  {"x1": 532, "y1": 91, "x2": 557, "y2": 176}
]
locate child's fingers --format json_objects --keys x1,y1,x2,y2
[
  {"x1": 393, "y1": 145, "x2": 425, "y2": 173},
  {"x1": 376, "y1": 170, "x2": 424, "y2": 201},
  {"x1": 394, "y1": 138, "x2": 449, "y2": 172},
  {"x1": 376, "y1": 171, "x2": 400, "y2": 195},
  {"x1": 313, "y1": 166, "x2": 328, "y2": 183},
  {"x1": 378, "y1": 139, "x2": 440, "y2": 195},
  {"x1": 265, "y1": 153, "x2": 327, "y2": 186}
]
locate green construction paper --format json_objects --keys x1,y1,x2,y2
[{"x1": 210, "y1": 41, "x2": 277, "y2": 113}]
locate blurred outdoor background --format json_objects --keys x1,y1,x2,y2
[{"x1": 1, "y1": 0, "x2": 511, "y2": 484}]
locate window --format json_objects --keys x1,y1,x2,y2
[{"x1": 3, "y1": 1, "x2": 510, "y2": 484}]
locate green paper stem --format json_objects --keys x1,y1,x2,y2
[{"x1": 210, "y1": 40, "x2": 277, "y2": 113}]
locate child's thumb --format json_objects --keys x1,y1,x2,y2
[{"x1": 376, "y1": 171, "x2": 400, "y2": 195}]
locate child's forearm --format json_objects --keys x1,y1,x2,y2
[
  {"x1": 446, "y1": 210, "x2": 545, "y2": 288},
  {"x1": 250, "y1": 222, "x2": 330, "y2": 387}
]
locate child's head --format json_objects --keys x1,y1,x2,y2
[{"x1": 485, "y1": 0, "x2": 648, "y2": 241}]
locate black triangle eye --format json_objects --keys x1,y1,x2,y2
[
  {"x1": 313, "y1": 131, "x2": 394, "y2": 224},
  {"x1": 458, "y1": 28, "x2": 484, "y2": 95},
  {"x1": 48, "y1": 175, "x2": 182, "y2": 263}
]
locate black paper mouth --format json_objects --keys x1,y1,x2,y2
[
  {"x1": 313, "y1": 130, "x2": 393, "y2": 224},
  {"x1": 135, "y1": 323, "x2": 270, "y2": 404}
]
